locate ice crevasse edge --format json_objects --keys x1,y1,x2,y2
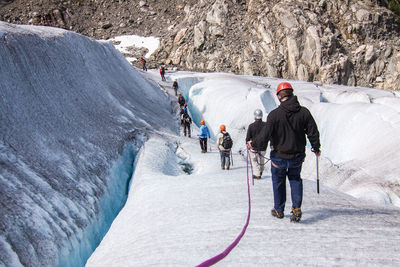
[{"x1": 0, "y1": 22, "x2": 176, "y2": 266}]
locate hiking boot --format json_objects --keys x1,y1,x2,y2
[
  {"x1": 221, "y1": 166, "x2": 225, "y2": 170},
  {"x1": 290, "y1": 208, "x2": 302, "y2": 223},
  {"x1": 201, "y1": 149, "x2": 206, "y2": 153},
  {"x1": 271, "y1": 209, "x2": 284, "y2": 219},
  {"x1": 226, "y1": 164, "x2": 230, "y2": 170},
  {"x1": 253, "y1": 175, "x2": 261, "y2": 179}
]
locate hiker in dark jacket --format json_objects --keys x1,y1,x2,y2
[
  {"x1": 178, "y1": 93, "x2": 186, "y2": 110},
  {"x1": 246, "y1": 109, "x2": 268, "y2": 179},
  {"x1": 249, "y1": 82, "x2": 321, "y2": 223},
  {"x1": 160, "y1": 64, "x2": 166, "y2": 81},
  {"x1": 141, "y1": 57, "x2": 147, "y2": 71},
  {"x1": 180, "y1": 104, "x2": 188, "y2": 123},
  {"x1": 181, "y1": 106, "x2": 192, "y2": 137},
  {"x1": 173, "y1": 80, "x2": 178, "y2": 96}
]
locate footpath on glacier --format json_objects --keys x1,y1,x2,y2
[{"x1": 87, "y1": 70, "x2": 400, "y2": 267}]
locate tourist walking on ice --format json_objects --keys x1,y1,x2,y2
[
  {"x1": 173, "y1": 80, "x2": 178, "y2": 96},
  {"x1": 141, "y1": 57, "x2": 147, "y2": 71},
  {"x1": 246, "y1": 109, "x2": 267, "y2": 179},
  {"x1": 180, "y1": 103, "x2": 188, "y2": 123},
  {"x1": 249, "y1": 82, "x2": 321, "y2": 223},
  {"x1": 160, "y1": 64, "x2": 166, "y2": 81},
  {"x1": 198, "y1": 120, "x2": 210, "y2": 153},
  {"x1": 178, "y1": 93, "x2": 186, "y2": 110},
  {"x1": 181, "y1": 107, "x2": 192, "y2": 137},
  {"x1": 217, "y1": 125, "x2": 233, "y2": 170}
]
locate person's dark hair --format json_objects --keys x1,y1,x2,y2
[{"x1": 278, "y1": 89, "x2": 293, "y2": 99}]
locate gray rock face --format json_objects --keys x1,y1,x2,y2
[
  {"x1": 150, "y1": 0, "x2": 400, "y2": 90},
  {"x1": 1, "y1": 0, "x2": 399, "y2": 90}
]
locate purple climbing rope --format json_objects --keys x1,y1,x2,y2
[{"x1": 196, "y1": 148, "x2": 253, "y2": 267}]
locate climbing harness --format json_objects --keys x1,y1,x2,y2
[
  {"x1": 196, "y1": 148, "x2": 253, "y2": 266},
  {"x1": 249, "y1": 148, "x2": 271, "y2": 166}
]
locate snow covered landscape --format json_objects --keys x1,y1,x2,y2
[{"x1": 1, "y1": 22, "x2": 400, "y2": 267}]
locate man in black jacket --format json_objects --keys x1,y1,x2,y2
[
  {"x1": 246, "y1": 109, "x2": 267, "y2": 179},
  {"x1": 181, "y1": 105, "x2": 192, "y2": 137},
  {"x1": 248, "y1": 82, "x2": 321, "y2": 223}
]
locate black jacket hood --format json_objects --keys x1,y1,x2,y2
[{"x1": 280, "y1": 95, "x2": 301, "y2": 114}]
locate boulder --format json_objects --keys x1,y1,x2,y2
[
  {"x1": 194, "y1": 21, "x2": 206, "y2": 49},
  {"x1": 173, "y1": 27, "x2": 187, "y2": 46},
  {"x1": 287, "y1": 36, "x2": 300, "y2": 77},
  {"x1": 209, "y1": 25, "x2": 223, "y2": 37},
  {"x1": 302, "y1": 26, "x2": 322, "y2": 71},
  {"x1": 364, "y1": 45, "x2": 376, "y2": 64},
  {"x1": 206, "y1": 0, "x2": 228, "y2": 25}
]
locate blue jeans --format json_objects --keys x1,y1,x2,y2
[
  {"x1": 270, "y1": 151, "x2": 305, "y2": 213},
  {"x1": 220, "y1": 151, "x2": 231, "y2": 167}
]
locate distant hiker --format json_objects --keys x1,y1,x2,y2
[
  {"x1": 160, "y1": 64, "x2": 166, "y2": 81},
  {"x1": 246, "y1": 109, "x2": 267, "y2": 179},
  {"x1": 173, "y1": 80, "x2": 178, "y2": 96},
  {"x1": 217, "y1": 124, "x2": 233, "y2": 170},
  {"x1": 180, "y1": 104, "x2": 188, "y2": 121},
  {"x1": 249, "y1": 82, "x2": 321, "y2": 223},
  {"x1": 181, "y1": 108, "x2": 192, "y2": 137},
  {"x1": 141, "y1": 57, "x2": 147, "y2": 71},
  {"x1": 178, "y1": 93, "x2": 186, "y2": 110},
  {"x1": 198, "y1": 120, "x2": 211, "y2": 153}
]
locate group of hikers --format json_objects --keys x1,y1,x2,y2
[
  {"x1": 142, "y1": 61, "x2": 321, "y2": 223},
  {"x1": 140, "y1": 57, "x2": 166, "y2": 83},
  {"x1": 175, "y1": 80, "x2": 321, "y2": 223},
  {"x1": 176, "y1": 84, "x2": 234, "y2": 170}
]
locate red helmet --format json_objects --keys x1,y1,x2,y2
[
  {"x1": 220, "y1": 124, "x2": 226, "y2": 131},
  {"x1": 276, "y1": 82, "x2": 293, "y2": 95},
  {"x1": 200, "y1": 120, "x2": 205, "y2": 125}
]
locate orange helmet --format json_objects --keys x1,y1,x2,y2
[
  {"x1": 276, "y1": 82, "x2": 293, "y2": 95},
  {"x1": 200, "y1": 120, "x2": 205, "y2": 125},
  {"x1": 179, "y1": 93, "x2": 182, "y2": 97},
  {"x1": 220, "y1": 124, "x2": 226, "y2": 131}
]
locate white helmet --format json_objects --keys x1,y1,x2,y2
[{"x1": 254, "y1": 109, "x2": 263, "y2": 119}]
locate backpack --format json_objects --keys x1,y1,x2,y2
[{"x1": 222, "y1": 132, "x2": 233, "y2": 149}]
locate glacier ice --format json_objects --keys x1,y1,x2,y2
[{"x1": 0, "y1": 22, "x2": 176, "y2": 266}]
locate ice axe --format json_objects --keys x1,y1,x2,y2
[{"x1": 316, "y1": 155, "x2": 320, "y2": 194}]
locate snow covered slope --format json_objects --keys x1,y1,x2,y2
[
  {"x1": 88, "y1": 131, "x2": 400, "y2": 266},
  {"x1": 88, "y1": 70, "x2": 400, "y2": 266},
  {"x1": 0, "y1": 22, "x2": 176, "y2": 266},
  {"x1": 168, "y1": 72, "x2": 400, "y2": 207}
]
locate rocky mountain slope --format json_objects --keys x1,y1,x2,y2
[{"x1": 1, "y1": 0, "x2": 400, "y2": 90}]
